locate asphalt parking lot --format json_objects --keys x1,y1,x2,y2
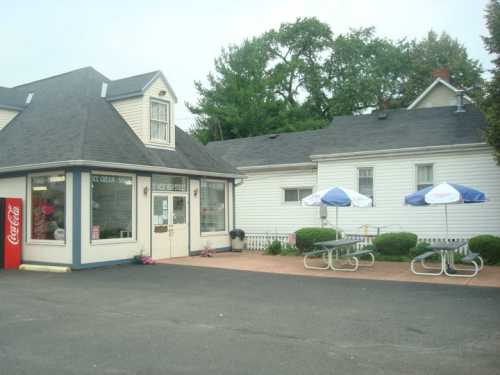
[{"x1": 1, "y1": 264, "x2": 499, "y2": 375}]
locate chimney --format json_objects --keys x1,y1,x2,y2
[
  {"x1": 432, "y1": 68, "x2": 450, "y2": 82},
  {"x1": 455, "y1": 90, "x2": 466, "y2": 113}
]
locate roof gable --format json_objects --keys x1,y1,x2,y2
[
  {"x1": 407, "y1": 78, "x2": 474, "y2": 110},
  {"x1": 106, "y1": 71, "x2": 178, "y2": 103}
]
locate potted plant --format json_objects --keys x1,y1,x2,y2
[{"x1": 229, "y1": 229, "x2": 246, "y2": 252}]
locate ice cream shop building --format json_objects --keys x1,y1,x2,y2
[{"x1": 0, "y1": 67, "x2": 240, "y2": 269}]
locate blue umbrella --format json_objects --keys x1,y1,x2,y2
[
  {"x1": 405, "y1": 182, "x2": 487, "y2": 238},
  {"x1": 302, "y1": 187, "x2": 372, "y2": 239}
]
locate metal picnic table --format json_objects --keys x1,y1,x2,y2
[
  {"x1": 304, "y1": 239, "x2": 375, "y2": 272},
  {"x1": 410, "y1": 240, "x2": 484, "y2": 278}
]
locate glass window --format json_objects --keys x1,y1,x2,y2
[
  {"x1": 150, "y1": 100, "x2": 170, "y2": 142},
  {"x1": 284, "y1": 188, "x2": 312, "y2": 203},
  {"x1": 358, "y1": 167, "x2": 374, "y2": 205},
  {"x1": 30, "y1": 173, "x2": 66, "y2": 241},
  {"x1": 152, "y1": 175, "x2": 187, "y2": 192},
  {"x1": 200, "y1": 180, "x2": 226, "y2": 232},
  {"x1": 416, "y1": 164, "x2": 433, "y2": 191},
  {"x1": 91, "y1": 174, "x2": 134, "y2": 240},
  {"x1": 173, "y1": 196, "x2": 186, "y2": 224},
  {"x1": 153, "y1": 196, "x2": 168, "y2": 225}
]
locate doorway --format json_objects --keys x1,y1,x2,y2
[{"x1": 151, "y1": 193, "x2": 188, "y2": 260}]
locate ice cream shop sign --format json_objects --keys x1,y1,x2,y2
[{"x1": 152, "y1": 175, "x2": 187, "y2": 192}]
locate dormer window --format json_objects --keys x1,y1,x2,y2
[{"x1": 150, "y1": 99, "x2": 170, "y2": 142}]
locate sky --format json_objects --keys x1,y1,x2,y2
[{"x1": 0, "y1": 0, "x2": 493, "y2": 130}]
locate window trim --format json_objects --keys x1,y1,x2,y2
[
  {"x1": 282, "y1": 186, "x2": 314, "y2": 205},
  {"x1": 356, "y1": 167, "x2": 375, "y2": 207},
  {"x1": 415, "y1": 163, "x2": 434, "y2": 191},
  {"x1": 200, "y1": 178, "x2": 227, "y2": 236},
  {"x1": 27, "y1": 170, "x2": 67, "y2": 246},
  {"x1": 149, "y1": 98, "x2": 171, "y2": 144},
  {"x1": 90, "y1": 170, "x2": 137, "y2": 245}
]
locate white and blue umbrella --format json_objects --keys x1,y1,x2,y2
[
  {"x1": 302, "y1": 187, "x2": 372, "y2": 239},
  {"x1": 405, "y1": 182, "x2": 487, "y2": 238}
]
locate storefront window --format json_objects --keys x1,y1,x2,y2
[
  {"x1": 30, "y1": 173, "x2": 66, "y2": 241},
  {"x1": 91, "y1": 174, "x2": 134, "y2": 240},
  {"x1": 200, "y1": 180, "x2": 225, "y2": 232}
]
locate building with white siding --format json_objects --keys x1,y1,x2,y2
[
  {"x1": 0, "y1": 67, "x2": 240, "y2": 269},
  {"x1": 207, "y1": 76, "x2": 500, "y2": 239}
]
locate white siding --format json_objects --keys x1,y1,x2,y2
[
  {"x1": 80, "y1": 172, "x2": 151, "y2": 264},
  {"x1": 190, "y1": 178, "x2": 232, "y2": 251},
  {"x1": 110, "y1": 76, "x2": 176, "y2": 149},
  {"x1": 0, "y1": 173, "x2": 73, "y2": 265},
  {"x1": 0, "y1": 109, "x2": 18, "y2": 131},
  {"x1": 235, "y1": 168, "x2": 320, "y2": 233},
  {"x1": 143, "y1": 77, "x2": 176, "y2": 149},
  {"x1": 415, "y1": 83, "x2": 471, "y2": 109},
  {"x1": 317, "y1": 149, "x2": 500, "y2": 238},
  {"x1": 111, "y1": 97, "x2": 144, "y2": 142}
]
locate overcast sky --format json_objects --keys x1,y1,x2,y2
[{"x1": 0, "y1": 0, "x2": 493, "y2": 130}]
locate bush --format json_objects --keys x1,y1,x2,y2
[
  {"x1": 373, "y1": 232, "x2": 418, "y2": 256},
  {"x1": 295, "y1": 227, "x2": 338, "y2": 253},
  {"x1": 469, "y1": 235, "x2": 500, "y2": 265},
  {"x1": 409, "y1": 242, "x2": 433, "y2": 258},
  {"x1": 265, "y1": 240, "x2": 282, "y2": 255},
  {"x1": 280, "y1": 244, "x2": 301, "y2": 256}
]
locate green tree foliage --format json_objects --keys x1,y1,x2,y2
[
  {"x1": 402, "y1": 31, "x2": 483, "y2": 106},
  {"x1": 189, "y1": 18, "x2": 484, "y2": 143},
  {"x1": 482, "y1": 0, "x2": 500, "y2": 164}
]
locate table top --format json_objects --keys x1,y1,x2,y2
[
  {"x1": 429, "y1": 241, "x2": 468, "y2": 251},
  {"x1": 314, "y1": 239, "x2": 360, "y2": 248}
]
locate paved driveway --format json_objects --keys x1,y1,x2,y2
[{"x1": 1, "y1": 265, "x2": 499, "y2": 375}]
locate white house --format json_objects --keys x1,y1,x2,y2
[
  {"x1": 0, "y1": 67, "x2": 240, "y2": 269},
  {"x1": 207, "y1": 74, "x2": 500, "y2": 240}
]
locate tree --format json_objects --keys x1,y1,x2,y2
[
  {"x1": 189, "y1": 18, "x2": 485, "y2": 143},
  {"x1": 402, "y1": 31, "x2": 483, "y2": 106},
  {"x1": 188, "y1": 18, "x2": 332, "y2": 143},
  {"x1": 482, "y1": 0, "x2": 500, "y2": 164}
]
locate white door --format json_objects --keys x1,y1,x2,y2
[{"x1": 151, "y1": 193, "x2": 189, "y2": 260}]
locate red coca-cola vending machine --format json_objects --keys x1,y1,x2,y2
[{"x1": 0, "y1": 198, "x2": 22, "y2": 270}]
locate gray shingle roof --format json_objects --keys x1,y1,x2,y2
[
  {"x1": 0, "y1": 86, "x2": 29, "y2": 110},
  {"x1": 206, "y1": 106, "x2": 487, "y2": 168},
  {"x1": 0, "y1": 67, "x2": 238, "y2": 176},
  {"x1": 106, "y1": 71, "x2": 158, "y2": 100}
]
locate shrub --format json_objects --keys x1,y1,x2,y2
[
  {"x1": 468, "y1": 235, "x2": 500, "y2": 265},
  {"x1": 409, "y1": 242, "x2": 433, "y2": 258},
  {"x1": 265, "y1": 240, "x2": 282, "y2": 255},
  {"x1": 295, "y1": 227, "x2": 338, "y2": 253},
  {"x1": 280, "y1": 244, "x2": 300, "y2": 256},
  {"x1": 373, "y1": 232, "x2": 418, "y2": 256}
]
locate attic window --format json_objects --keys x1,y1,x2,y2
[{"x1": 150, "y1": 99, "x2": 170, "y2": 142}]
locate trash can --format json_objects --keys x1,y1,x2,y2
[{"x1": 229, "y1": 229, "x2": 246, "y2": 252}]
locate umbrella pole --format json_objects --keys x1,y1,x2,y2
[
  {"x1": 336, "y1": 207, "x2": 339, "y2": 240},
  {"x1": 445, "y1": 204, "x2": 449, "y2": 241}
]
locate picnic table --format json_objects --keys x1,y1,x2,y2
[
  {"x1": 304, "y1": 239, "x2": 375, "y2": 272},
  {"x1": 410, "y1": 240, "x2": 484, "y2": 278}
]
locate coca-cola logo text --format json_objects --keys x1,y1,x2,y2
[{"x1": 6, "y1": 204, "x2": 20, "y2": 246}]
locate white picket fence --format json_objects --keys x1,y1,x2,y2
[{"x1": 244, "y1": 232, "x2": 470, "y2": 254}]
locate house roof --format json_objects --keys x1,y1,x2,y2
[
  {"x1": 106, "y1": 70, "x2": 178, "y2": 102},
  {"x1": 407, "y1": 77, "x2": 474, "y2": 110},
  {"x1": 0, "y1": 67, "x2": 238, "y2": 177},
  {"x1": 206, "y1": 105, "x2": 487, "y2": 168},
  {"x1": 0, "y1": 86, "x2": 29, "y2": 111}
]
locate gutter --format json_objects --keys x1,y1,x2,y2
[
  {"x1": 310, "y1": 143, "x2": 490, "y2": 161},
  {"x1": 0, "y1": 160, "x2": 244, "y2": 179},
  {"x1": 237, "y1": 162, "x2": 316, "y2": 172}
]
